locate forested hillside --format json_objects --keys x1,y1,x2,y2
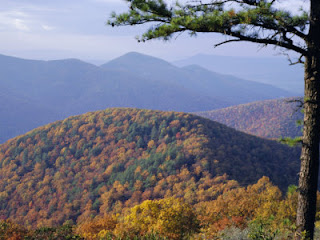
[
  {"x1": 0, "y1": 108, "x2": 300, "y2": 227},
  {"x1": 196, "y1": 98, "x2": 303, "y2": 139},
  {"x1": 3, "y1": 176, "x2": 319, "y2": 240}
]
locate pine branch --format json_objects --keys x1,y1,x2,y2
[
  {"x1": 216, "y1": 30, "x2": 307, "y2": 55},
  {"x1": 108, "y1": 0, "x2": 309, "y2": 55}
]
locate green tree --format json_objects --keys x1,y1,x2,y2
[{"x1": 108, "y1": 1, "x2": 320, "y2": 239}]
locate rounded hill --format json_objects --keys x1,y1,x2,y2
[{"x1": 0, "y1": 108, "x2": 300, "y2": 227}]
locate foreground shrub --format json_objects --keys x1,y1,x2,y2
[{"x1": 121, "y1": 197, "x2": 200, "y2": 240}]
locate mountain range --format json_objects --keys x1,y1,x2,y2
[
  {"x1": 0, "y1": 52, "x2": 294, "y2": 143},
  {"x1": 174, "y1": 54, "x2": 304, "y2": 94}
]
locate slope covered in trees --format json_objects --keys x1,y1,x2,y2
[
  {"x1": 196, "y1": 98, "x2": 303, "y2": 139},
  {"x1": 0, "y1": 108, "x2": 300, "y2": 227},
  {"x1": 4, "y1": 177, "x2": 320, "y2": 239}
]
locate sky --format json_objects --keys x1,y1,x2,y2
[{"x1": 0, "y1": 0, "x2": 309, "y2": 64}]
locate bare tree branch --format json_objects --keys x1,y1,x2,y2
[
  {"x1": 214, "y1": 39, "x2": 242, "y2": 47},
  {"x1": 285, "y1": 53, "x2": 305, "y2": 65}
]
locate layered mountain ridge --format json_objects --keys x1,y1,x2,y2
[
  {"x1": 0, "y1": 52, "x2": 294, "y2": 143},
  {"x1": 174, "y1": 53, "x2": 304, "y2": 94}
]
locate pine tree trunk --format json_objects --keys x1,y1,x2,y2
[{"x1": 295, "y1": 1, "x2": 320, "y2": 239}]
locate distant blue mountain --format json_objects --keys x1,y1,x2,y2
[
  {"x1": 0, "y1": 52, "x2": 295, "y2": 143},
  {"x1": 102, "y1": 52, "x2": 294, "y2": 105},
  {"x1": 173, "y1": 54, "x2": 304, "y2": 94}
]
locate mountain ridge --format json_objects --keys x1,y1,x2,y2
[
  {"x1": 173, "y1": 53, "x2": 304, "y2": 94},
  {"x1": 0, "y1": 52, "x2": 294, "y2": 143},
  {"x1": 196, "y1": 97, "x2": 303, "y2": 139}
]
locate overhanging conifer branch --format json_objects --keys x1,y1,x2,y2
[
  {"x1": 108, "y1": 0, "x2": 309, "y2": 55},
  {"x1": 226, "y1": 31, "x2": 307, "y2": 55}
]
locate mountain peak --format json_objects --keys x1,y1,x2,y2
[
  {"x1": 101, "y1": 51, "x2": 173, "y2": 70},
  {"x1": 181, "y1": 64, "x2": 213, "y2": 73},
  {"x1": 47, "y1": 58, "x2": 98, "y2": 69}
]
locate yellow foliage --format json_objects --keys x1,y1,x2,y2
[
  {"x1": 104, "y1": 164, "x2": 114, "y2": 176},
  {"x1": 147, "y1": 140, "x2": 155, "y2": 149},
  {"x1": 123, "y1": 197, "x2": 200, "y2": 239}
]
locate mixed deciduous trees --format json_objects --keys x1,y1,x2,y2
[
  {"x1": 196, "y1": 98, "x2": 304, "y2": 139},
  {"x1": 108, "y1": 1, "x2": 320, "y2": 238},
  {"x1": 0, "y1": 108, "x2": 299, "y2": 227},
  {"x1": 2, "y1": 178, "x2": 320, "y2": 239}
]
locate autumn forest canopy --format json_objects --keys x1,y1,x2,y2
[{"x1": 0, "y1": 108, "x2": 307, "y2": 239}]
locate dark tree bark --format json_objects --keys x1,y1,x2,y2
[{"x1": 296, "y1": 1, "x2": 320, "y2": 239}]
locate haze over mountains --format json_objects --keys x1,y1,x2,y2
[
  {"x1": 0, "y1": 52, "x2": 294, "y2": 143},
  {"x1": 102, "y1": 52, "x2": 293, "y2": 105},
  {"x1": 174, "y1": 54, "x2": 304, "y2": 94}
]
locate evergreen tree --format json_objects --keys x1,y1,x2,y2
[{"x1": 108, "y1": 1, "x2": 320, "y2": 239}]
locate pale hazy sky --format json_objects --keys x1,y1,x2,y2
[{"x1": 0, "y1": 0, "x2": 309, "y2": 64}]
